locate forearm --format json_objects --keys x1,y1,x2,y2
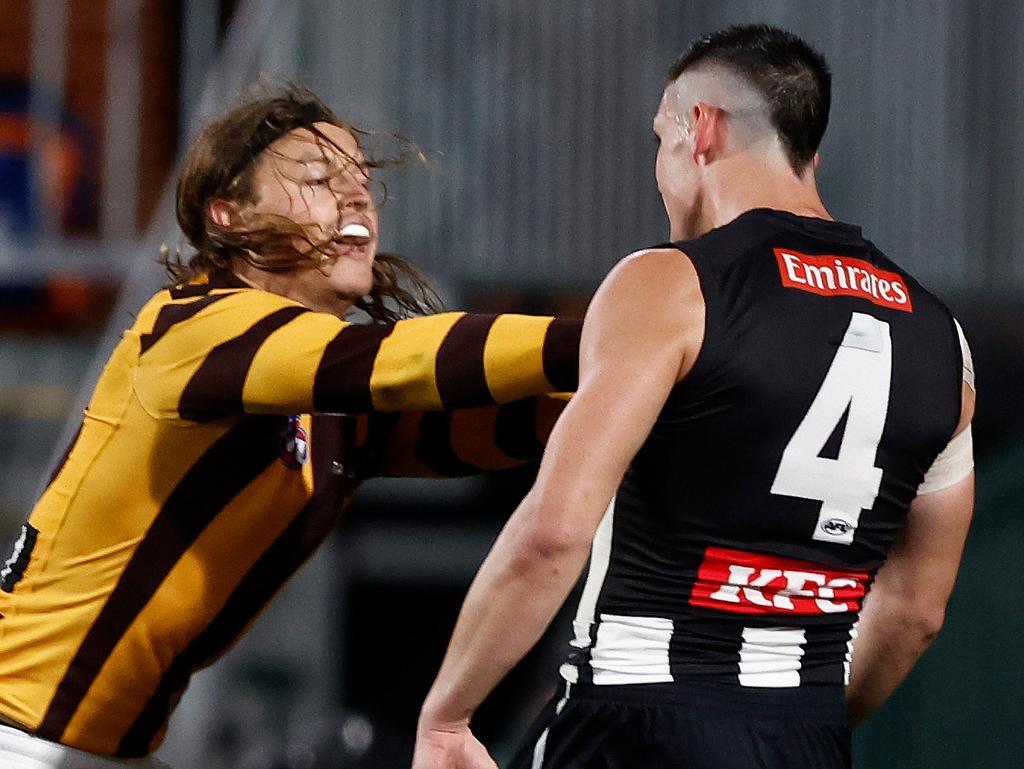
[
  {"x1": 371, "y1": 395, "x2": 568, "y2": 478},
  {"x1": 848, "y1": 472, "x2": 974, "y2": 725},
  {"x1": 421, "y1": 501, "x2": 591, "y2": 723},
  {"x1": 357, "y1": 313, "x2": 579, "y2": 413},
  {"x1": 846, "y1": 589, "x2": 943, "y2": 724}
]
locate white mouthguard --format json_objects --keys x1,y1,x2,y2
[{"x1": 339, "y1": 223, "x2": 370, "y2": 239}]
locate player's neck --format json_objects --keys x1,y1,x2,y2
[
  {"x1": 230, "y1": 257, "x2": 355, "y2": 318},
  {"x1": 699, "y1": 155, "x2": 831, "y2": 234}
]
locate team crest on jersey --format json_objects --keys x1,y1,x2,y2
[
  {"x1": 280, "y1": 415, "x2": 309, "y2": 469},
  {"x1": 820, "y1": 518, "x2": 854, "y2": 537},
  {"x1": 775, "y1": 249, "x2": 913, "y2": 312}
]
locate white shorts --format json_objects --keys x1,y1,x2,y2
[{"x1": 0, "y1": 724, "x2": 171, "y2": 769}]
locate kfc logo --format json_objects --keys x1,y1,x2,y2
[
  {"x1": 775, "y1": 249, "x2": 913, "y2": 312},
  {"x1": 690, "y1": 546, "x2": 869, "y2": 616}
]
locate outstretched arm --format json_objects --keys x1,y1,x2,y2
[
  {"x1": 412, "y1": 249, "x2": 704, "y2": 769},
  {"x1": 364, "y1": 395, "x2": 568, "y2": 478},
  {"x1": 132, "y1": 287, "x2": 580, "y2": 420}
]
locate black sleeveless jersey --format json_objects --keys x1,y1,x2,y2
[{"x1": 562, "y1": 209, "x2": 963, "y2": 690}]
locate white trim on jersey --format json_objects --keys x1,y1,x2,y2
[
  {"x1": 0, "y1": 724, "x2": 171, "y2": 769},
  {"x1": 737, "y1": 626, "x2": 807, "y2": 688},
  {"x1": 590, "y1": 614, "x2": 675, "y2": 685},
  {"x1": 843, "y1": 621, "x2": 860, "y2": 686},
  {"x1": 529, "y1": 685, "x2": 570, "y2": 769},
  {"x1": 559, "y1": 498, "x2": 615, "y2": 685},
  {"x1": 953, "y1": 318, "x2": 975, "y2": 391}
]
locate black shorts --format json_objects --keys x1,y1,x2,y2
[{"x1": 509, "y1": 680, "x2": 851, "y2": 769}]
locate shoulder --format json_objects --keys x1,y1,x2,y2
[
  {"x1": 600, "y1": 247, "x2": 701, "y2": 297},
  {"x1": 131, "y1": 284, "x2": 325, "y2": 351},
  {"x1": 585, "y1": 249, "x2": 705, "y2": 376},
  {"x1": 592, "y1": 248, "x2": 704, "y2": 324},
  {"x1": 172, "y1": 284, "x2": 307, "y2": 315}
]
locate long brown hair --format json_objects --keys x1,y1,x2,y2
[{"x1": 165, "y1": 85, "x2": 442, "y2": 322}]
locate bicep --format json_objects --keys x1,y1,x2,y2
[
  {"x1": 876, "y1": 323, "x2": 976, "y2": 611},
  {"x1": 879, "y1": 471, "x2": 975, "y2": 613},
  {"x1": 529, "y1": 251, "x2": 702, "y2": 523},
  {"x1": 529, "y1": 357, "x2": 676, "y2": 518},
  {"x1": 918, "y1": 376, "x2": 976, "y2": 495}
]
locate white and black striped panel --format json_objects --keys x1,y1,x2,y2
[
  {"x1": 590, "y1": 614, "x2": 675, "y2": 686},
  {"x1": 529, "y1": 685, "x2": 570, "y2": 769},
  {"x1": 574, "y1": 616, "x2": 856, "y2": 688},
  {"x1": 0, "y1": 523, "x2": 38, "y2": 593},
  {"x1": 737, "y1": 626, "x2": 807, "y2": 688},
  {"x1": 559, "y1": 498, "x2": 615, "y2": 685}
]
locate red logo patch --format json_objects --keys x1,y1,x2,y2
[
  {"x1": 775, "y1": 249, "x2": 913, "y2": 312},
  {"x1": 689, "y1": 546, "x2": 870, "y2": 616}
]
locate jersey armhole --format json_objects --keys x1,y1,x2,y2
[{"x1": 663, "y1": 245, "x2": 713, "y2": 386}]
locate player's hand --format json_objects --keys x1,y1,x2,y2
[{"x1": 412, "y1": 719, "x2": 497, "y2": 769}]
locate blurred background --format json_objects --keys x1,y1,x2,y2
[{"x1": 1, "y1": 0, "x2": 1022, "y2": 767}]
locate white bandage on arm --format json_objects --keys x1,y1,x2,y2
[
  {"x1": 918, "y1": 426, "x2": 974, "y2": 494},
  {"x1": 917, "y1": 318, "x2": 975, "y2": 495}
]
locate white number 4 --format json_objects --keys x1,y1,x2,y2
[{"x1": 770, "y1": 312, "x2": 892, "y2": 545}]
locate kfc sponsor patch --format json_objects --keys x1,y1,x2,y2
[{"x1": 690, "y1": 546, "x2": 870, "y2": 616}]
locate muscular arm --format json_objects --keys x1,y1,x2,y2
[
  {"x1": 846, "y1": 381, "x2": 976, "y2": 725},
  {"x1": 132, "y1": 288, "x2": 580, "y2": 420},
  {"x1": 412, "y1": 249, "x2": 704, "y2": 768}
]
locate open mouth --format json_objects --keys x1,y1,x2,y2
[
  {"x1": 334, "y1": 222, "x2": 372, "y2": 245},
  {"x1": 323, "y1": 223, "x2": 374, "y2": 262}
]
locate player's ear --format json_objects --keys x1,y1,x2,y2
[
  {"x1": 692, "y1": 101, "x2": 723, "y2": 165},
  {"x1": 208, "y1": 198, "x2": 242, "y2": 229}
]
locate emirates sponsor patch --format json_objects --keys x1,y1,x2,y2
[
  {"x1": 775, "y1": 249, "x2": 913, "y2": 312},
  {"x1": 689, "y1": 546, "x2": 870, "y2": 616}
]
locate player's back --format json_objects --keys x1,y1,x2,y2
[{"x1": 561, "y1": 208, "x2": 963, "y2": 692}]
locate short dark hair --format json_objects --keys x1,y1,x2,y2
[{"x1": 668, "y1": 24, "x2": 831, "y2": 172}]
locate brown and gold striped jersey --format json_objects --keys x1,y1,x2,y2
[{"x1": 0, "y1": 272, "x2": 579, "y2": 757}]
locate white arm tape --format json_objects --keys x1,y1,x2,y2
[{"x1": 918, "y1": 425, "x2": 974, "y2": 495}]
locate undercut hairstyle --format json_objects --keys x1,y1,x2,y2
[
  {"x1": 668, "y1": 24, "x2": 831, "y2": 172},
  {"x1": 165, "y1": 85, "x2": 442, "y2": 323}
]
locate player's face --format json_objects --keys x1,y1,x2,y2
[
  {"x1": 245, "y1": 122, "x2": 379, "y2": 312},
  {"x1": 653, "y1": 85, "x2": 701, "y2": 240}
]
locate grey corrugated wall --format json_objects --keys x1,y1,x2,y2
[{"x1": 289, "y1": 0, "x2": 1023, "y2": 294}]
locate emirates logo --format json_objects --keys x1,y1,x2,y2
[{"x1": 775, "y1": 249, "x2": 913, "y2": 312}]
